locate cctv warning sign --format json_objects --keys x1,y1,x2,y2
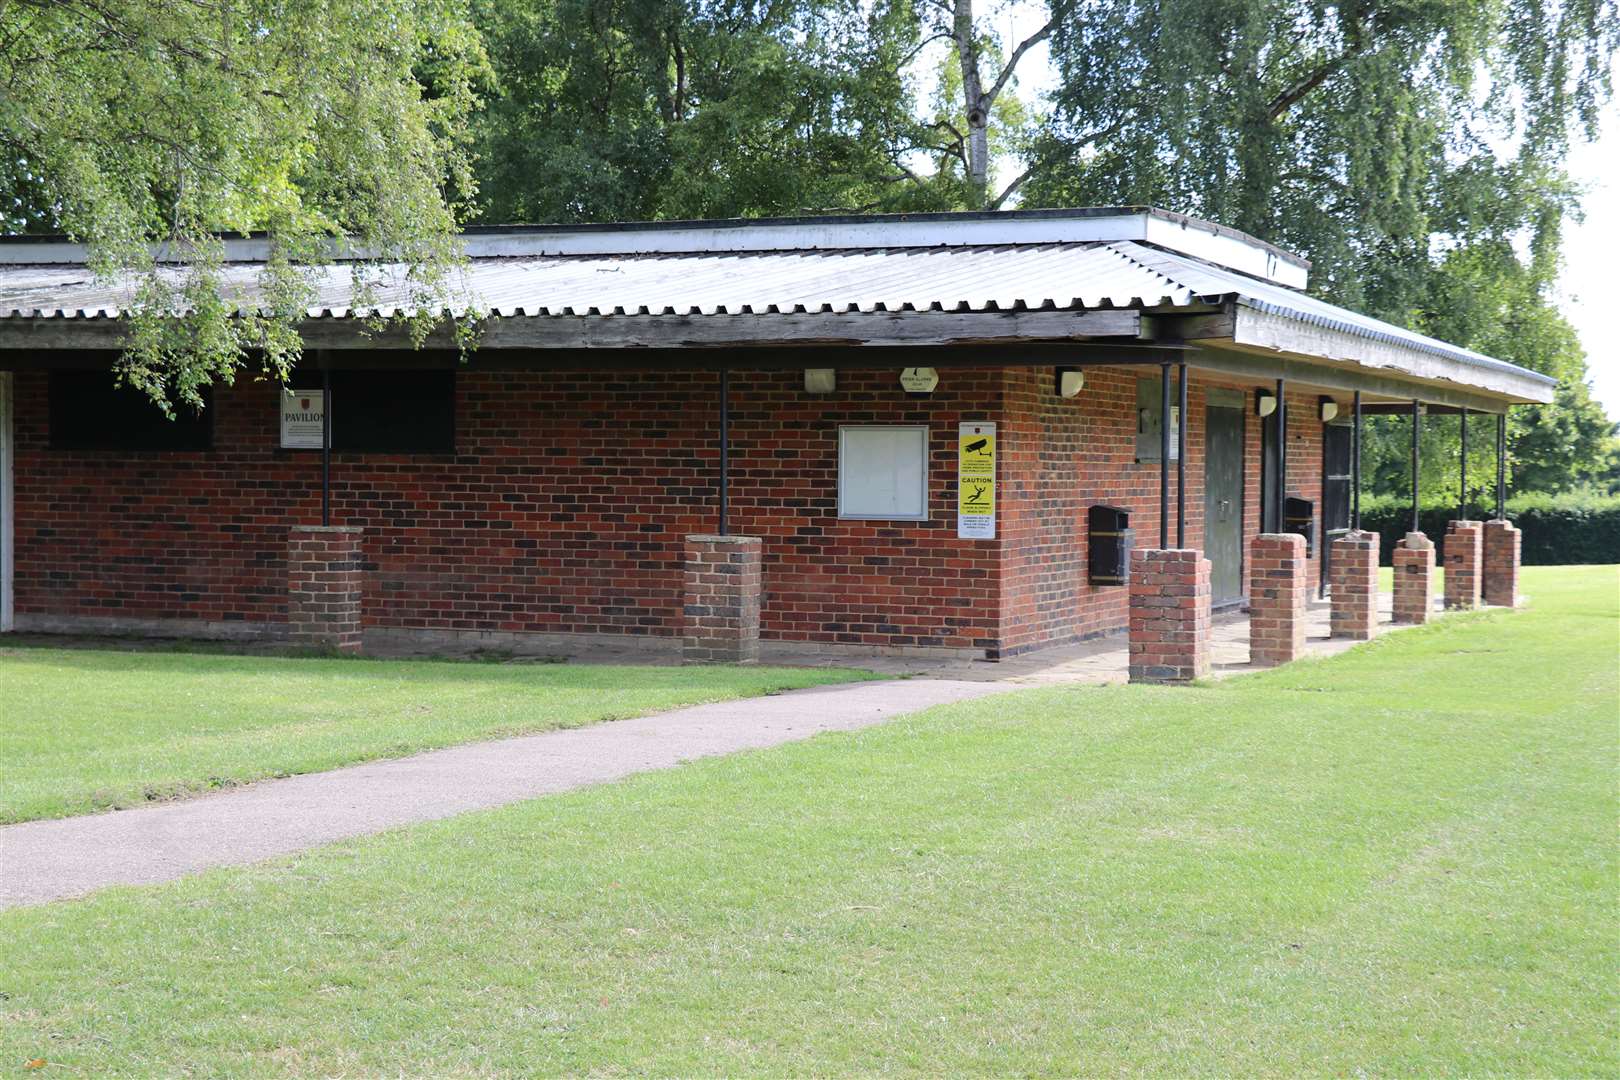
[{"x1": 958, "y1": 421, "x2": 996, "y2": 539}]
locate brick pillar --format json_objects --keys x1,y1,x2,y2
[
  {"x1": 1482, "y1": 519, "x2": 1521, "y2": 607},
  {"x1": 1392, "y1": 532, "x2": 1435, "y2": 624},
  {"x1": 288, "y1": 526, "x2": 364, "y2": 652},
  {"x1": 1127, "y1": 548, "x2": 1211, "y2": 684},
  {"x1": 1329, "y1": 530, "x2": 1380, "y2": 640},
  {"x1": 1248, "y1": 533, "x2": 1308, "y2": 665},
  {"x1": 682, "y1": 535, "x2": 762, "y2": 664},
  {"x1": 1444, "y1": 520, "x2": 1483, "y2": 610}
]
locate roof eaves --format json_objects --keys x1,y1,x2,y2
[{"x1": 1231, "y1": 294, "x2": 1558, "y2": 387}]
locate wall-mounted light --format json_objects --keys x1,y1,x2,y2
[
  {"x1": 1055, "y1": 368, "x2": 1085, "y2": 398},
  {"x1": 899, "y1": 367, "x2": 939, "y2": 395},
  {"x1": 1319, "y1": 396, "x2": 1339, "y2": 421},
  {"x1": 1256, "y1": 390, "x2": 1278, "y2": 417},
  {"x1": 804, "y1": 368, "x2": 836, "y2": 395}
]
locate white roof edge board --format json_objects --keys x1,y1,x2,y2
[{"x1": 0, "y1": 208, "x2": 1312, "y2": 286}]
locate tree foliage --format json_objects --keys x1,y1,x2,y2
[
  {"x1": 473, "y1": 0, "x2": 934, "y2": 222},
  {"x1": 1017, "y1": 0, "x2": 1617, "y2": 495},
  {"x1": 0, "y1": 0, "x2": 486, "y2": 412}
]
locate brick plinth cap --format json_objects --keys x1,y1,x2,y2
[
  {"x1": 685, "y1": 534, "x2": 763, "y2": 545},
  {"x1": 290, "y1": 525, "x2": 365, "y2": 536},
  {"x1": 1400, "y1": 531, "x2": 1432, "y2": 550}
]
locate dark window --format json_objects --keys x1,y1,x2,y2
[
  {"x1": 328, "y1": 370, "x2": 455, "y2": 454},
  {"x1": 49, "y1": 370, "x2": 212, "y2": 451}
]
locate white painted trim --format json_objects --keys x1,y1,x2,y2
[{"x1": 0, "y1": 371, "x2": 13, "y2": 632}]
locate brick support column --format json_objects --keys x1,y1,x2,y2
[
  {"x1": 1392, "y1": 532, "x2": 1435, "y2": 624},
  {"x1": 1482, "y1": 519, "x2": 1521, "y2": 607},
  {"x1": 1329, "y1": 530, "x2": 1380, "y2": 640},
  {"x1": 1127, "y1": 548, "x2": 1211, "y2": 684},
  {"x1": 1249, "y1": 533, "x2": 1308, "y2": 666},
  {"x1": 288, "y1": 526, "x2": 364, "y2": 652},
  {"x1": 1444, "y1": 520, "x2": 1483, "y2": 610},
  {"x1": 683, "y1": 535, "x2": 762, "y2": 664}
]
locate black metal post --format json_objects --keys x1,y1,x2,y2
[
  {"x1": 321, "y1": 364, "x2": 332, "y2": 528},
  {"x1": 1496, "y1": 412, "x2": 1507, "y2": 520},
  {"x1": 1276, "y1": 378, "x2": 1287, "y2": 530},
  {"x1": 1411, "y1": 398, "x2": 1421, "y2": 534},
  {"x1": 1159, "y1": 362, "x2": 1171, "y2": 548},
  {"x1": 1176, "y1": 361, "x2": 1187, "y2": 548},
  {"x1": 1459, "y1": 406, "x2": 1468, "y2": 522},
  {"x1": 1352, "y1": 390, "x2": 1362, "y2": 530},
  {"x1": 718, "y1": 367, "x2": 730, "y2": 537}
]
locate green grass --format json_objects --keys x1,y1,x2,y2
[
  {"x1": 2, "y1": 565, "x2": 1615, "y2": 1076},
  {"x1": 0, "y1": 649, "x2": 873, "y2": 823}
]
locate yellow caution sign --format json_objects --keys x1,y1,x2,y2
[{"x1": 958, "y1": 421, "x2": 996, "y2": 539}]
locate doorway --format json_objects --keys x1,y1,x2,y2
[{"x1": 1203, "y1": 398, "x2": 1245, "y2": 605}]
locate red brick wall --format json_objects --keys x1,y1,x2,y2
[
  {"x1": 998, "y1": 365, "x2": 1213, "y2": 654},
  {"x1": 11, "y1": 371, "x2": 310, "y2": 629},
  {"x1": 10, "y1": 364, "x2": 1336, "y2": 655},
  {"x1": 11, "y1": 366, "x2": 1003, "y2": 652}
]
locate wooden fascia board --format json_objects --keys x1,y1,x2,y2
[{"x1": 0, "y1": 308, "x2": 1142, "y2": 352}]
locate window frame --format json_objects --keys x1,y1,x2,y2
[{"x1": 836, "y1": 424, "x2": 930, "y2": 522}]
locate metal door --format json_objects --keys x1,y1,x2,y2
[{"x1": 1204, "y1": 403, "x2": 1245, "y2": 605}]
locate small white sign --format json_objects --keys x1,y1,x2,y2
[
  {"x1": 281, "y1": 388, "x2": 325, "y2": 449},
  {"x1": 958, "y1": 421, "x2": 996, "y2": 539},
  {"x1": 899, "y1": 367, "x2": 939, "y2": 394}
]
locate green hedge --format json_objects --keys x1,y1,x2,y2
[{"x1": 1356, "y1": 492, "x2": 1620, "y2": 565}]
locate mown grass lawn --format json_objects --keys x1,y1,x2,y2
[
  {"x1": 0, "y1": 649, "x2": 874, "y2": 823},
  {"x1": 2, "y1": 565, "x2": 1615, "y2": 1076}
]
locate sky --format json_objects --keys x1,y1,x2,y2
[{"x1": 973, "y1": 4, "x2": 1620, "y2": 419}]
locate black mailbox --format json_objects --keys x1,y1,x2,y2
[
  {"x1": 1088, "y1": 504, "x2": 1133, "y2": 586},
  {"x1": 1285, "y1": 496, "x2": 1315, "y2": 557}
]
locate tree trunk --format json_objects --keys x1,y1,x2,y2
[{"x1": 953, "y1": 0, "x2": 990, "y2": 207}]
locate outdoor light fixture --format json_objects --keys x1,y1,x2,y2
[
  {"x1": 1256, "y1": 390, "x2": 1278, "y2": 417},
  {"x1": 1319, "y1": 396, "x2": 1339, "y2": 421},
  {"x1": 804, "y1": 368, "x2": 836, "y2": 394},
  {"x1": 899, "y1": 367, "x2": 939, "y2": 395},
  {"x1": 1055, "y1": 368, "x2": 1085, "y2": 398}
]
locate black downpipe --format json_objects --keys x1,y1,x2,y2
[
  {"x1": 718, "y1": 367, "x2": 730, "y2": 537},
  {"x1": 1411, "y1": 399, "x2": 1421, "y2": 534},
  {"x1": 1352, "y1": 390, "x2": 1362, "y2": 531},
  {"x1": 321, "y1": 364, "x2": 332, "y2": 528},
  {"x1": 1496, "y1": 412, "x2": 1507, "y2": 520},
  {"x1": 1176, "y1": 361, "x2": 1187, "y2": 548},
  {"x1": 1159, "y1": 362, "x2": 1171, "y2": 548},
  {"x1": 1275, "y1": 378, "x2": 1287, "y2": 532},
  {"x1": 1459, "y1": 407, "x2": 1469, "y2": 522}
]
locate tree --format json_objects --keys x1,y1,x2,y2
[
  {"x1": 914, "y1": 0, "x2": 1059, "y2": 209},
  {"x1": 0, "y1": 0, "x2": 487, "y2": 412},
  {"x1": 1025, "y1": 0, "x2": 1617, "y2": 494},
  {"x1": 472, "y1": 0, "x2": 934, "y2": 223},
  {"x1": 1031, "y1": 0, "x2": 1615, "y2": 312}
]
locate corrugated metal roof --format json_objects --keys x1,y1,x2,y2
[
  {"x1": 0, "y1": 234, "x2": 1553, "y2": 389},
  {"x1": 1107, "y1": 244, "x2": 1553, "y2": 386},
  {"x1": 0, "y1": 242, "x2": 1194, "y2": 319}
]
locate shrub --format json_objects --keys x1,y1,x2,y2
[{"x1": 1356, "y1": 492, "x2": 1620, "y2": 565}]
